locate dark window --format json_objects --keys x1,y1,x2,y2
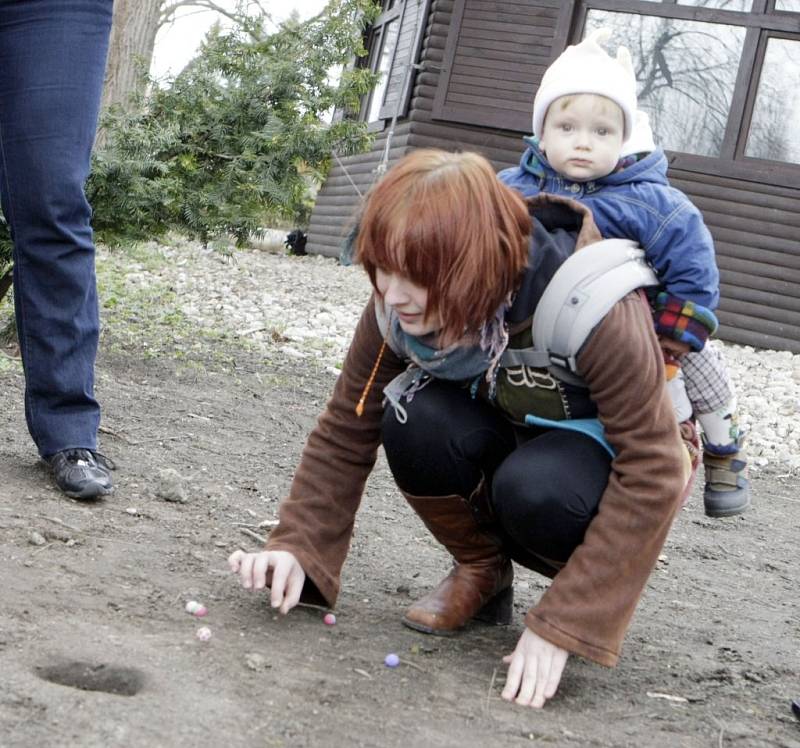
[{"x1": 572, "y1": 0, "x2": 800, "y2": 183}]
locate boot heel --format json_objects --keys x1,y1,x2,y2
[{"x1": 473, "y1": 586, "x2": 513, "y2": 626}]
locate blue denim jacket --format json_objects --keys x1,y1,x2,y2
[{"x1": 498, "y1": 137, "x2": 720, "y2": 311}]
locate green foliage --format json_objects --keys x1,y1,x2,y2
[
  {"x1": 90, "y1": 0, "x2": 379, "y2": 247},
  {"x1": 0, "y1": 216, "x2": 11, "y2": 277},
  {"x1": 0, "y1": 0, "x2": 379, "y2": 267},
  {"x1": 88, "y1": 100, "x2": 181, "y2": 246}
]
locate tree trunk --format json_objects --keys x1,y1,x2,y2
[{"x1": 100, "y1": 0, "x2": 162, "y2": 116}]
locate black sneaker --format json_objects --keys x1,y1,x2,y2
[{"x1": 47, "y1": 449, "x2": 115, "y2": 500}]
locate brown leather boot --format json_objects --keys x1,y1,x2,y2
[{"x1": 401, "y1": 483, "x2": 513, "y2": 636}]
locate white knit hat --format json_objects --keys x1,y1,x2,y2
[{"x1": 532, "y1": 28, "x2": 637, "y2": 142}]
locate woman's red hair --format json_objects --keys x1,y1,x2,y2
[{"x1": 356, "y1": 149, "x2": 531, "y2": 344}]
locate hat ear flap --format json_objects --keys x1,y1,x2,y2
[
  {"x1": 585, "y1": 27, "x2": 611, "y2": 46},
  {"x1": 616, "y1": 45, "x2": 634, "y2": 78}
]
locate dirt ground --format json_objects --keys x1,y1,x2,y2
[{"x1": 1, "y1": 326, "x2": 799, "y2": 748}]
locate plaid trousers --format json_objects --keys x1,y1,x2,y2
[{"x1": 682, "y1": 342, "x2": 735, "y2": 415}]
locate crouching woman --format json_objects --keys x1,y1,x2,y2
[{"x1": 229, "y1": 149, "x2": 695, "y2": 708}]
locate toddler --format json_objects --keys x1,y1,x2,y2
[{"x1": 498, "y1": 29, "x2": 749, "y2": 517}]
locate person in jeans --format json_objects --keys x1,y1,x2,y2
[{"x1": 0, "y1": 0, "x2": 115, "y2": 498}]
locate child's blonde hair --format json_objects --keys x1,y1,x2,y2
[{"x1": 549, "y1": 93, "x2": 624, "y2": 123}]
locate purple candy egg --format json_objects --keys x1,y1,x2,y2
[{"x1": 384, "y1": 653, "x2": 400, "y2": 668}]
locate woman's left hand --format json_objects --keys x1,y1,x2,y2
[{"x1": 501, "y1": 628, "x2": 568, "y2": 708}]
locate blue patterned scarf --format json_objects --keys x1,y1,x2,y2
[{"x1": 382, "y1": 298, "x2": 510, "y2": 423}]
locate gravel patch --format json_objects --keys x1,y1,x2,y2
[{"x1": 99, "y1": 239, "x2": 800, "y2": 472}]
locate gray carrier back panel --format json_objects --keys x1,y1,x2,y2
[{"x1": 501, "y1": 238, "x2": 659, "y2": 385}]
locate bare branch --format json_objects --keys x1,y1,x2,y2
[
  {"x1": 159, "y1": 0, "x2": 272, "y2": 33},
  {"x1": 156, "y1": 0, "x2": 355, "y2": 44}
]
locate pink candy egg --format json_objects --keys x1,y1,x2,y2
[
  {"x1": 185, "y1": 600, "x2": 208, "y2": 617},
  {"x1": 323, "y1": 612, "x2": 336, "y2": 626},
  {"x1": 196, "y1": 626, "x2": 212, "y2": 642}
]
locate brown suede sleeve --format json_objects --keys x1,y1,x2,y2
[
  {"x1": 524, "y1": 293, "x2": 687, "y2": 667},
  {"x1": 266, "y1": 295, "x2": 406, "y2": 607}
]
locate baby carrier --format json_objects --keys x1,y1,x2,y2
[
  {"x1": 499, "y1": 238, "x2": 662, "y2": 455},
  {"x1": 501, "y1": 237, "x2": 658, "y2": 385}
]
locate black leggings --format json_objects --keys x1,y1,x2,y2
[{"x1": 381, "y1": 379, "x2": 612, "y2": 564}]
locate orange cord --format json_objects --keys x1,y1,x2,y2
[{"x1": 355, "y1": 339, "x2": 387, "y2": 417}]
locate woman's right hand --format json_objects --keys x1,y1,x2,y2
[
  {"x1": 227, "y1": 549, "x2": 306, "y2": 615},
  {"x1": 501, "y1": 627, "x2": 568, "y2": 708}
]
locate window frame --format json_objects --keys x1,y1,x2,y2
[
  {"x1": 358, "y1": 0, "x2": 405, "y2": 131},
  {"x1": 568, "y1": 0, "x2": 800, "y2": 185}
]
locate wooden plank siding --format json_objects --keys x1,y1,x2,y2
[
  {"x1": 307, "y1": 128, "x2": 413, "y2": 257},
  {"x1": 307, "y1": 0, "x2": 800, "y2": 351},
  {"x1": 431, "y1": 0, "x2": 563, "y2": 131},
  {"x1": 668, "y1": 169, "x2": 800, "y2": 351}
]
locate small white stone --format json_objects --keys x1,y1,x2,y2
[
  {"x1": 245, "y1": 653, "x2": 269, "y2": 671},
  {"x1": 28, "y1": 531, "x2": 47, "y2": 546},
  {"x1": 279, "y1": 346, "x2": 305, "y2": 359}
]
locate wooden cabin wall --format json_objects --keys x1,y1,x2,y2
[
  {"x1": 669, "y1": 171, "x2": 800, "y2": 352},
  {"x1": 307, "y1": 0, "x2": 530, "y2": 260},
  {"x1": 306, "y1": 127, "x2": 413, "y2": 259},
  {"x1": 429, "y1": 0, "x2": 564, "y2": 132}
]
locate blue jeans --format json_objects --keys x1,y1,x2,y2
[{"x1": 0, "y1": 0, "x2": 113, "y2": 457}]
